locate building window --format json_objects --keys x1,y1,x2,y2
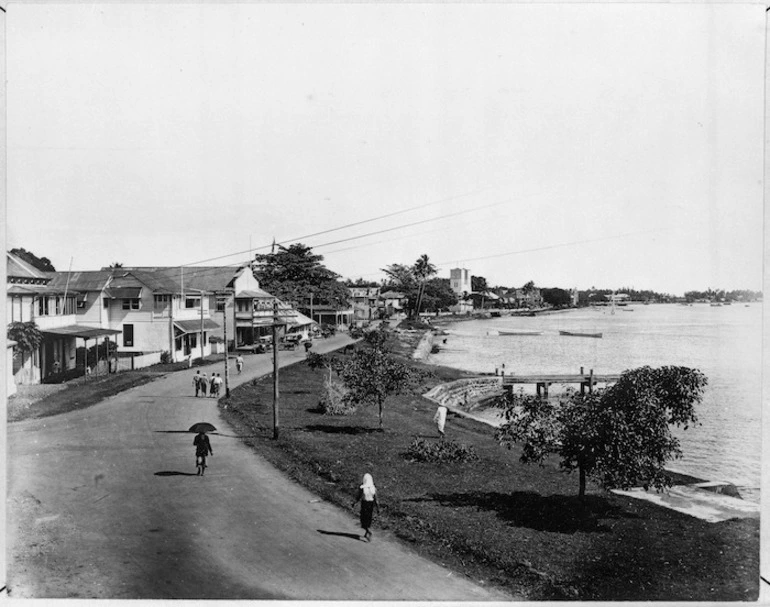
[
  {"x1": 216, "y1": 297, "x2": 226, "y2": 312},
  {"x1": 103, "y1": 297, "x2": 109, "y2": 308},
  {"x1": 185, "y1": 297, "x2": 201, "y2": 309},
  {"x1": 189, "y1": 333, "x2": 197, "y2": 349},
  {"x1": 123, "y1": 324, "x2": 134, "y2": 347},
  {"x1": 38, "y1": 297, "x2": 50, "y2": 316},
  {"x1": 122, "y1": 298, "x2": 140, "y2": 310},
  {"x1": 154, "y1": 294, "x2": 170, "y2": 310}
]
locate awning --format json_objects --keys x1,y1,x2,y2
[
  {"x1": 174, "y1": 318, "x2": 220, "y2": 334},
  {"x1": 42, "y1": 325, "x2": 122, "y2": 339},
  {"x1": 105, "y1": 287, "x2": 142, "y2": 299}
]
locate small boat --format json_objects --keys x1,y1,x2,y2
[
  {"x1": 559, "y1": 330, "x2": 603, "y2": 338},
  {"x1": 498, "y1": 330, "x2": 542, "y2": 336}
]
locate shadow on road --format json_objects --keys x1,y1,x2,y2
[
  {"x1": 154, "y1": 471, "x2": 198, "y2": 477},
  {"x1": 317, "y1": 529, "x2": 363, "y2": 541},
  {"x1": 153, "y1": 430, "x2": 258, "y2": 439}
]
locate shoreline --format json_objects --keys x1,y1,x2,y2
[{"x1": 410, "y1": 324, "x2": 759, "y2": 511}]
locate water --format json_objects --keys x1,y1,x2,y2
[{"x1": 427, "y1": 304, "x2": 762, "y2": 502}]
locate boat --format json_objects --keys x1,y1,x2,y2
[
  {"x1": 498, "y1": 330, "x2": 542, "y2": 336},
  {"x1": 559, "y1": 330, "x2": 603, "y2": 338}
]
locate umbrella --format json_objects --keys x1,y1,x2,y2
[{"x1": 189, "y1": 422, "x2": 217, "y2": 434}]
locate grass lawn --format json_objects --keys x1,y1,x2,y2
[
  {"x1": 8, "y1": 372, "x2": 163, "y2": 422},
  {"x1": 218, "y1": 342, "x2": 759, "y2": 601}
]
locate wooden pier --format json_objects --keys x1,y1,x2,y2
[{"x1": 501, "y1": 367, "x2": 621, "y2": 397}]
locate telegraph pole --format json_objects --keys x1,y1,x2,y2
[
  {"x1": 272, "y1": 299, "x2": 280, "y2": 439},
  {"x1": 222, "y1": 292, "x2": 231, "y2": 398}
]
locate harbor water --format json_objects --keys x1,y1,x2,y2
[{"x1": 427, "y1": 303, "x2": 762, "y2": 503}]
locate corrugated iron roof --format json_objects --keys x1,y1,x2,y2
[{"x1": 173, "y1": 318, "x2": 221, "y2": 333}]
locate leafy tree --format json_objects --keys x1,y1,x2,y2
[
  {"x1": 109, "y1": 262, "x2": 124, "y2": 268},
  {"x1": 420, "y1": 278, "x2": 458, "y2": 313},
  {"x1": 7, "y1": 321, "x2": 44, "y2": 353},
  {"x1": 10, "y1": 248, "x2": 55, "y2": 271},
  {"x1": 382, "y1": 254, "x2": 438, "y2": 317},
  {"x1": 522, "y1": 280, "x2": 536, "y2": 293},
  {"x1": 541, "y1": 287, "x2": 572, "y2": 308},
  {"x1": 496, "y1": 366, "x2": 707, "y2": 497},
  {"x1": 471, "y1": 275, "x2": 488, "y2": 293},
  {"x1": 253, "y1": 243, "x2": 350, "y2": 309},
  {"x1": 333, "y1": 326, "x2": 417, "y2": 428}
]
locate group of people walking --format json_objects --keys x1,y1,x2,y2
[{"x1": 192, "y1": 370, "x2": 224, "y2": 397}]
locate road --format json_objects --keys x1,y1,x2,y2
[{"x1": 7, "y1": 335, "x2": 510, "y2": 600}]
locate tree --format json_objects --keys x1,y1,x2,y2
[
  {"x1": 471, "y1": 275, "x2": 488, "y2": 293},
  {"x1": 7, "y1": 321, "x2": 44, "y2": 353},
  {"x1": 10, "y1": 248, "x2": 55, "y2": 271},
  {"x1": 381, "y1": 254, "x2": 437, "y2": 318},
  {"x1": 109, "y1": 262, "x2": 124, "y2": 268},
  {"x1": 253, "y1": 243, "x2": 350, "y2": 309},
  {"x1": 541, "y1": 287, "x2": 572, "y2": 308},
  {"x1": 334, "y1": 326, "x2": 417, "y2": 428},
  {"x1": 420, "y1": 278, "x2": 458, "y2": 313},
  {"x1": 522, "y1": 280, "x2": 536, "y2": 293},
  {"x1": 413, "y1": 254, "x2": 437, "y2": 316},
  {"x1": 496, "y1": 366, "x2": 707, "y2": 497}
]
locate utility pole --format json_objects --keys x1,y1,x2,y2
[
  {"x1": 222, "y1": 292, "x2": 231, "y2": 398},
  {"x1": 200, "y1": 290, "x2": 206, "y2": 361},
  {"x1": 272, "y1": 299, "x2": 280, "y2": 439}
]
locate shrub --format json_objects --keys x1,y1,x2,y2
[
  {"x1": 318, "y1": 377, "x2": 355, "y2": 415},
  {"x1": 404, "y1": 437, "x2": 479, "y2": 463},
  {"x1": 160, "y1": 350, "x2": 171, "y2": 364},
  {"x1": 430, "y1": 344, "x2": 440, "y2": 354}
]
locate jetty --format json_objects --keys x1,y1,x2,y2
[{"x1": 502, "y1": 367, "x2": 621, "y2": 397}]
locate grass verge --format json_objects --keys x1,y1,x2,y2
[
  {"x1": 8, "y1": 372, "x2": 163, "y2": 422},
  {"x1": 218, "y1": 342, "x2": 759, "y2": 601}
]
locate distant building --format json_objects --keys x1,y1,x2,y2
[
  {"x1": 349, "y1": 286, "x2": 380, "y2": 325},
  {"x1": 450, "y1": 268, "x2": 471, "y2": 296}
]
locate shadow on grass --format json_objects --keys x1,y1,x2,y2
[
  {"x1": 407, "y1": 491, "x2": 638, "y2": 534},
  {"x1": 154, "y1": 471, "x2": 198, "y2": 477},
  {"x1": 317, "y1": 529, "x2": 362, "y2": 541},
  {"x1": 303, "y1": 424, "x2": 384, "y2": 435}
]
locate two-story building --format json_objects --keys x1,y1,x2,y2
[
  {"x1": 7, "y1": 253, "x2": 120, "y2": 385},
  {"x1": 349, "y1": 286, "x2": 380, "y2": 325}
]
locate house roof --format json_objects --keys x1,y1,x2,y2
[
  {"x1": 44, "y1": 266, "x2": 251, "y2": 295},
  {"x1": 41, "y1": 325, "x2": 122, "y2": 339},
  {"x1": 173, "y1": 318, "x2": 221, "y2": 334},
  {"x1": 7, "y1": 252, "x2": 50, "y2": 282},
  {"x1": 119, "y1": 266, "x2": 248, "y2": 293},
  {"x1": 380, "y1": 291, "x2": 406, "y2": 299},
  {"x1": 46, "y1": 271, "x2": 112, "y2": 292},
  {"x1": 236, "y1": 288, "x2": 274, "y2": 299}
]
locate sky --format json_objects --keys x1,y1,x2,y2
[{"x1": 5, "y1": 2, "x2": 766, "y2": 295}]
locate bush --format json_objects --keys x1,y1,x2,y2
[
  {"x1": 160, "y1": 350, "x2": 171, "y2": 364},
  {"x1": 318, "y1": 377, "x2": 355, "y2": 415},
  {"x1": 404, "y1": 437, "x2": 479, "y2": 463},
  {"x1": 430, "y1": 344, "x2": 440, "y2": 354}
]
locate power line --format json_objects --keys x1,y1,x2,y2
[{"x1": 183, "y1": 187, "x2": 489, "y2": 266}]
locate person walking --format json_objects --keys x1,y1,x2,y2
[
  {"x1": 199, "y1": 373, "x2": 208, "y2": 397},
  {"x1": 209, "y1": 373, "x2": 216, "y2": 397},
  {"x1": 433, "y1": 404, "x2": 448, "y2": 439},
  {"x1": 193, "y1": 370, "x2": 202, "y2": 397},
  {"x1": 193, "y1": 431, "x2": 213, "y2": 476},
  {"x1": 213, "y1": 373, "x2": 223, "y2": 397},
  {"x1": 351, "y1": 473, "x2": 380, "y2": 542},
  {"x1": 235, "y1": 354, "x2": 244, "y2": 374}
]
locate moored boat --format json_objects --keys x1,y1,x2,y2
[
  {"x1": 559, "y1": 330, "x2": 603, "y2": 338},
  {"x1": 498, "y1": 330, "x2": 542, "y2": 336}
]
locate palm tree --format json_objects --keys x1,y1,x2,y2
[{"x1": 412, "y1": 254, "x2": 437, "y2": 318}]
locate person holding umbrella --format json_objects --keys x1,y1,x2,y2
[{"x1": 191, "y1": 422, "x2": 215, "y2": 476}]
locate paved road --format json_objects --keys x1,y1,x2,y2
[{"x1": 7, "y1": 336, "x2": 510, "y2": 600}]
